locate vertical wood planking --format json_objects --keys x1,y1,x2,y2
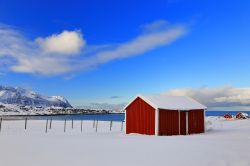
[
  {"x1": 188, "y1": 110, "x2": 205, "y2": 134},
  {"x1": 186, "y1": 112, "x2": 189, "y2": 135},
  {"x1": 180, "y1": 111, "x2": 186, "y2": 135},
  {"x1": 159, "y1": 110, "x2": 179, "y2": 136},
  {"x1": 178, "y1": 110, "x2": 180, "y2": 135},
  {"x1": 125, "y1": 97, "x2": 155, "y2": 135}
]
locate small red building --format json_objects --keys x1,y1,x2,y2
[{"x1": 124, "y1": 94, "x2": 207, "y2": 136}]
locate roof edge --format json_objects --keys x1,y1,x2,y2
[
  {"x1": 123, "y1": 94, "x2": 158, "y2": 110},
  {"x1": 124, "y1": 94, "x2": 207, "y2": 111}
]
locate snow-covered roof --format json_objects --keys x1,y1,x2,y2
[{"x1": 125, "y1": 94, "x2": 207, "y2": 111}]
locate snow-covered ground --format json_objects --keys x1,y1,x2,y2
[{"x1": 0, "y1": 117, "x2": 250, "y2": 166}]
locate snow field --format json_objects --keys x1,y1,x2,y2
[
  {"x1": 0, "y1": 120, "x2": 124, "y2": 136},
  {"x1": 0, "y1": 117, "x2": 250, "y2": 166}
]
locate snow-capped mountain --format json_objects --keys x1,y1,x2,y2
[{"x1": 0, "y1": 85, "x2": 72, "y2": 108}]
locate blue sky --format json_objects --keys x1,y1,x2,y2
[{"x1": 0, "y1": 0, "x2": 250, "y2": 109}]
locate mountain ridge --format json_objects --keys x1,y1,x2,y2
[{"x1": 0, "y1": 85, "x2": 72, "y2": 108}]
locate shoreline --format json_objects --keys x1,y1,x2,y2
[{"x1": 0, "y1": 112, "x2": 125, "y2": 120}]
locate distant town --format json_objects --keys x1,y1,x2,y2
[{"x1": 0, "y1": 104, "x2": 123, "y2": 116}]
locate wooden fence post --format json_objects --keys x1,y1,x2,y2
[
  {"x1": 0, "y1": 118, "x2": 2, "y2": 132},
  {"x1": 95, "y1": 120, "x2": 98, "y2": 132},
  {"x1": 45, "y1": 119, "x2": 48, "y2": 133},
  {"x1": 49, "y1": 119, "x2": 52, "y2": 129},
  {"x1": 72, "y1": 119, "x2": 74, "y2": 129},
  {"x1": 93, "y1": 120, "x2": 95, "y2": 128},
  {"x1": 64, "y1": 119, "x2": 66, "y2": 132},
  {"x1": 25, "y1": 118, "x2": 28, "y2": 130},
  {"x1": 121, "y1": 121, "x2": 124, "y2": 131},
  {"x1": 110, "y1": 121, "x2": 112, "y2": 131},
  {"x1": 81, "y1": 120, "x2": 83, "y2": 132}
]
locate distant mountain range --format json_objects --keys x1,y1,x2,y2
[
  {"x1": 0, "y1": 85, "x2": 72, "y2": 108},
  {"x1": 78, "y1": 102, "x2": 126, "y2": 111}
]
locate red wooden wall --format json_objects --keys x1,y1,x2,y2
[
  {"x1": 159, "y1": 110, "x2": 179, "y2": 136},
  {"x1": 158, "y1": 109, "x2": 204, "y2": 136},
  {"x1": 125, "y1": 97, "x2": 155, "y2": 135},
  {"x1": 125, "y1": 97, "x2": 204, "y2": 136},
  {"x1": 180, "y1": 111, "x2": 186, "y2": 135},
  {"x1": 188, "y1": 109, "x2": 205, "y2": 134}
]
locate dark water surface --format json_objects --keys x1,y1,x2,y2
[
  {"x1": 205, "y1": 111, "x2": 250, "y2": 116},
  {"x1": 2, "y1": 111, "x2": 250, "y2": 121}
]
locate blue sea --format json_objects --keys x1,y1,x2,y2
[
  {"x1": 12, "y1": 111, "x2": 250, "y2": 121},
  {"x1": 205, "y1": 111, "x2": 250, "y2": 116}
]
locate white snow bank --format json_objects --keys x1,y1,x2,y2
[{"x1": 0, "y1": 117, "x2": 250, "y2": 166}]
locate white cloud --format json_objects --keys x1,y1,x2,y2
[
  {"x1": 164, "y1": 86, "x2": 250, "y2": 110},
  {"x1": 0, "y1": 25, "x2": 81, "y2": 75},
  {"x1": 142, "y1": 20, "x2": 171, "y2": 32},
  {"x1": 94, "y1": 25, "x2": 185, "y2": 63},
  {"x1": 11, "y1": 56, "x2": 74, "y2": 75},
  {"x1": 36, "y1": 30, "x2": 85, "y2": 55},
  {"x1": 0, "y1": 21, "x2": 186, "y2": 76},
  {"x1": 76, "y1": 21, "x2": 186, "y2": 70}
]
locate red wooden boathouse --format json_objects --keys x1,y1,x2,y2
[{"x1": 124, "y1": 94, "x2": 207, "y2": 136}]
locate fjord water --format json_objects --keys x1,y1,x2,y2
[
  {"x1": 205, "y1": 111, "x2": 250, "y2": 116},
  {"x1": 6, "y1": 111, "x2": 250, "y2": 121}
]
